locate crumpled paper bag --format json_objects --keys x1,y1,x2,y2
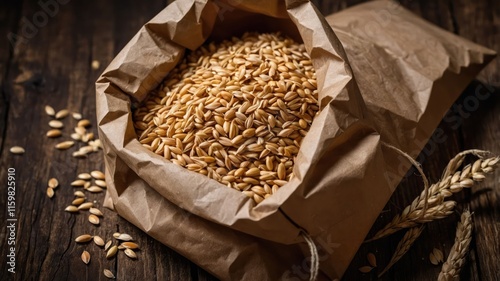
[{"x1": 96, "y1": 0, "x2": 495, "y2": 279}]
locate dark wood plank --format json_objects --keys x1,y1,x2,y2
[
  {"x1": 0, "y1": 0, "x2": 117, "y2": 279},
  {"x1": 0, "y1": 0, "x2": 23, "y2": 158},
  {"x1": 452, "y1": 1, "x2": 500, "y2": 280}
]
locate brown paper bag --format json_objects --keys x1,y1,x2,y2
[{"x1": 96, "y1": 0, "x2": 495, "y2": 279}]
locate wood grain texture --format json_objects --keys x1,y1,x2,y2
[
  {"x1": 453, "y1": 1, "x2": 500, "y2": 280},
  {"x1": 0, "y1": 0, "x2": 23, "y2": 159},
  {"x1": 0, "y1": 0, "x2": 498, "y2": 280}
]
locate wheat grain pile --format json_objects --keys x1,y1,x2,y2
[{"x1": 133, "y1": 32, "x2": 319, "y2": 204}]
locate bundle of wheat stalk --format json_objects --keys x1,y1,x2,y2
[
  {"x1": 133, "y1": 32, "x2": 318, "y2": 204},
  {"x1": 369, "y1": 150, "x2": 498, "y2": 277},
  {"x1": 369, "y1": 150, "x2": 498, "y2": 242}
]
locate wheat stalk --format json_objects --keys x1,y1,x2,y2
[
  {"x1": 438, "y1": 209, "x2": 473, "y2": 281},
  {"x1": 366, "y1": 151, "x2": 498, "y2": 242},
  {"x1": 378, "y1": 226, "x2": 424, "y2": 277}
]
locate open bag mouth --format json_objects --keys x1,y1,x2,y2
[{"x1": 96, "y1": 0, "x2": 369, "y2": 244}]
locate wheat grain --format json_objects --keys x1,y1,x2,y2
[
  {"x1": 91, "y1": 170, "x2": 105, "y2": 180},
  {"x1": 95, "y1": 180, "x2": 107, "y2": 188},
  {"x1": 87, "y1": 186, "x2": 103, "y2": 193},
  {"x1": 10, "y1": 146, "x2": 25, "y2": 154},
  {"x1": 49, "y1": 120, "x2": 64, "y2": 129},
  {"x1": 124, "y1": 248, "x2": 137, "y2": 259},
  {"x1": 64, "y1": 205, "x2": 78, "y2": 212},
  {"x1": 72, "y1": 112, "x2": 82, "y2": 120},
  {"x1": 103, "y1": 269, "x2": 115, "y2": 279},
  {"x1": 358, "y1": 266, "x2": 374, "y2": 273},
  {"x1": 430, "y1": 248, "x2": 444, "y2": 265},
  {"x1": 78, "y1": 202, "x2": 93, "y2": 210},
  {"x1": 75, "y1": 234, "x2": 93, "y2": 243},
  {"x1": 88, "y1": 214, "x2": 100, "y2": 225},
  {"x1": 78, "y1": 173, "x2": 92, "y2": 180},
  {"x1": 104, "y1": 240, "x2": 112, "y2": 251},
  {"x1": 93, "y1": 236, "x2": 104, "y2": 247},
  {"x1": 91, "y1": 60, "x2": 100, "y2": 70},
  {"x1": 78, "y1": 145, "x2": 94, "y2": 155},
  {"x1": 71, "y1": 179, "x2": 86, "y2": 187},
  {"x1": 45, "y1": 105, "x2": 55, "y2": 116},
  {"x1": 78, "y1": 119, "x2": 91, "y2": 128},
  {"x1": 72, "y1": 198, "x2": 85, "y2": 206},
  {"x1": 81, "y1": 250, "x2": 90, "y2": 264},
  {"x1": 55, "y1": 109, "x2": 69, "y2": 119},
  {"x1": 89, "y1": 139, "x2": 102, "y2": 150},
  {"x1": 46, "y1": 129, "x2": 62, "y2": 138},
  {"x1": 116, "y1": 233, "x2": 133, "y2": 241},
  {"x1": 90, "y1": 170, "x2": 104, "y2": 180},
  {"x1": 120, "y1": 242, "x2": 139, "y2": 249},
  {"x1": 75, "y1": 126, "x2": 86, "y2": 136},
  {"x1": 74, "y1": 191, "x2": 86, "y2": 198},
  {"x1": 367, "y1": 253, "x2": 377, "y2": 267},
  {"x1": 70, "y1": 133, "x2": 82, "y2": 141},
  {"x1": 72, "y1": 151, "x2": 87, "y2": 158},
  {"x1": 46, "y1": 187, "x2": 55, "y2": 198},
  {"x1": 89, "y1": 208, "x2": 103, "y2": 216},
  {"x1": 106, "y1": 245, "x2": 118, "y2": 259},
  {"x1": 55, "y1": 141, "x2": 74, "y2": 150},
  {"x1": 430, "y1": 252, "x2": 439, "y2": 265},
  {"x1": 48, "y1": 178, "x2": 59, "y2": 188},
  {"x1": 82, "y1": 132, "x2": 94, "y2": 142}
]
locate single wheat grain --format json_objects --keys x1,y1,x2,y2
[
  {"x1": 55, "y1": 109, "x2": 69, "y2": 119},
  {"x1": 116, "y1": 233, "x2": 133, "y2": 241},
  {"x1": 81, "y1": 250, "x2": 90, "y2": 264},
  {"x1": 10, "y1": 146, "x2": 25, "y2": 154},
  {"x1": 75, "y1": 234, "x2": 93, "y2": 243},
  {"x1": 93, "y1": 236, "x2": 105, "y2": 247},
  {"x1": 103, "y1": 269, "x2": 115, "y2": 279},
  {"x1": 45, "y1": 105, "x2": 55, "y2": 116}
]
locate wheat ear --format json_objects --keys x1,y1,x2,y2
[
  {"x1": 438, "y1": 209, "x2": 473, "y2": 281},
  {"x1": 378, "y1": 225, "x2": 425, "y2": 277}
]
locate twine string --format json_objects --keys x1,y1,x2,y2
[
  {"x1": 382, "y1": 143, "x2": 430, "y2": 220},
  {"x1": 301, "y1": 231, "x2": 319, "y2": 281}
]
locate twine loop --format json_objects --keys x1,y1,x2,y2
[
  {"x1": 382, "y1": 143, "x2": 430, "y2": 220},
  {"x1": 301, "y1": 231, "x2": 319, "y2": 281}
]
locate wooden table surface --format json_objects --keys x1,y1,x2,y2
[{"x1": 0, "y1": 0, "x2": 499, "y2": 280}]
